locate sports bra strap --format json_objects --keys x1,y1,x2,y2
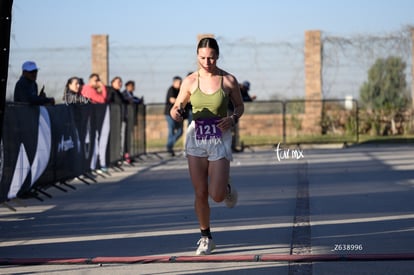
[{"x1": 197, "y1": 70, "x2": 223, "y2": 90}]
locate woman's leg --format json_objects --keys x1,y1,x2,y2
[
  {"x1": 208, "y1": 158, "x2": 230, "y2": 202},
  {"x1": 188, "y1": 155, "x2": 210, "y2": 230}
]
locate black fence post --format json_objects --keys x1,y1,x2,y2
[
  {"x1": 0, "y1": 0, "x2": 13, "y2": 142},
  {"x1": 142, "y1": 104, "x2": 147, "y2": 155}
]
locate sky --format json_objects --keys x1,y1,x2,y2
[
  {"x1": 7, "y1": 0, "x2": 414, "y2": 102},
  {"x1": 10, "y1": 0, "x2": 414, "y2": 47}
]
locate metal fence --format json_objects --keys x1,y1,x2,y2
[
  {"x1": 143, "y1": 99, "x2": 361, "y2": 151},
  {"x1": 238, "y1": 99, "x2": 359, "y2": 148}
]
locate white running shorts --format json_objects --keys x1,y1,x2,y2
[{"x1": 185, "y1": 120, "x2": 233, "y2": 161}]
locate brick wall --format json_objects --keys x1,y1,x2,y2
[
  {"x1": 144, "y1": 112, "x2": 309, "y2": 141},
  {"x1": 146, "y1": 114, "x2": 168, "y2": 140},
  {"x1": 239, "y1": 114, "x2": 283, "y2": 136}
]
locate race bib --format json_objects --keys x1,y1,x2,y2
[{"x1": 195, "y1": 118, "x2": 222, "y2": 140}]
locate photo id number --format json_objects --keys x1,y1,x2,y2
[{"x1": 332, "y1": 244, "x2": 363, "y2": 251}]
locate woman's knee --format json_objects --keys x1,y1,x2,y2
[
  {"x1": 211, "y1": 193, "x2": 226, "y2": 203},
  {"x1": 209, "y1": 183, "x2": 227, "y2": 202}
]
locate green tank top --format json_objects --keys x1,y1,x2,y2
[{"x1": 190, "y1": 74, "x2": 229, "y2": 120}]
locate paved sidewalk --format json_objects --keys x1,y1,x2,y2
[{"x1": 0, "y1": 145, "x2": 413, "y2": 274}]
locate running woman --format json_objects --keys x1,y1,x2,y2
[{"x1": 170, "y1": 37, "x2": 244, "y2": 255}]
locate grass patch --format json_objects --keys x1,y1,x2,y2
[
  {"x1": 358, "y1": 134, "x2": 414, "y2": 144},
  {"x1": 146, "y1": 137, "x2": 184, "y2": 152},
  {"x1": 239, "y1": 134, "x2": 358, "y2": 146},
  {"x1": 145, "y1": 134, "x2": 414, "y2": 152}
]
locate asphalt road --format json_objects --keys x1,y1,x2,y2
[{"x1": 0, "y1": 144, "x2": 413, "y2": 274}]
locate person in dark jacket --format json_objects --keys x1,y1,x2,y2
[
  {"x1": 240, "y1": 81, "x2": 256, "y2": 102},
  {"x1": 14, "y1": 61, "x2": 55, "y2": 105},
  {"x1": 164, "y1": 76, "x2": 183, "y2": 156},
  {"x1": 122, "y1": 80, "x2": 143, "y2": 104},
  {"x1": 107, "y1": 76, "x2": 133, "y2": 164}
]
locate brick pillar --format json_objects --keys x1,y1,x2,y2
[
  {"x1": 197, "y1": 33, "x2": 215, "y2": 42},
  {"x1": 303, "y1": 30, "x2": 322, "y2": 134},
  {"x1": 91, "y1": 35, "x2": 109, "y2": 85}
]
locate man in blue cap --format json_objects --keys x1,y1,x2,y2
[
  {"x1": 14, "y1": 61, "x2": 55, "y2": 105},
  {"x1": 240, "y1": 81, "x2": 256, "y2": 102}
]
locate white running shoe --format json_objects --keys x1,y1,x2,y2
[
  {"x1": 195, "y1": 237, "x2": 216, "y2": 255},
  {"x1": 225, "y1": 179, "x2": 238, "y2": 208}
]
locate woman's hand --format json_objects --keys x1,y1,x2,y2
[
  {"x1": 170, "y1": 105, "x2": 184, "y2": 122},
  {"x1": 217, "y1": 116, "x2": 234, "y2": 132}
]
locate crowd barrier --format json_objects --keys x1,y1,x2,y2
[{"x1": 0, "y1": 103, "x2": 146, "y2": 204}]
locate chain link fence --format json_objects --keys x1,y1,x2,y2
[{"x1": 6, "y1": 28, "x2": 413, "y2": 147}]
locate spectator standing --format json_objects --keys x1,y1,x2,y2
[
  {"x1": 229, "y1": 81, "x2": 257, "y2": 152},
  {"x1": 81, "y1": 73, "x2": 107, "y2": 104},
  {"x1": 164, "y1": 76, "x2": 183, "y2": 156},
  {"x1": 81, "y1": 73, "x2": 109, "y2": 174},
  {"x1": 63, "y1": 76, "x2": 89, "y2": 104},
  {"x1": 78, "y1": 78, "x2": 85, "y2": 93},
  {"x1": 240, "y1": 81, "x2": 256, "y2": 102},
  {"x1": 107, "y1": 76, "x2": 132, "y2": 164},
  {"x1": 123, "y1": 80, "x2": 143, "y2": 104},
  {"x1": 14, "y1": 61, "x2": 55, "y2": 105},
  {"x1": 122, "y1": 80, "x2": 143, "y2": 164},
  {"x1": 107, "y1": 76, "x2": 125, "y2": 105}
]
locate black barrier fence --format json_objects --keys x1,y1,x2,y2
[{"x1": 0, "y1": 102, "x2": 146, "y2": 204}]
